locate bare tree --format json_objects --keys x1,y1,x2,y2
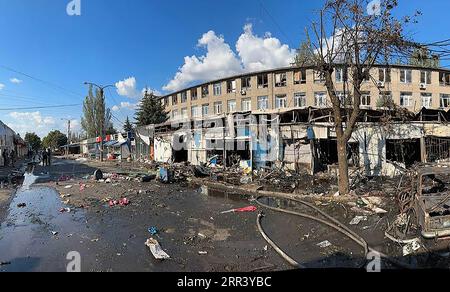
[{"x1": 307, "y1": 0, "x2": 420, "y2": 194}]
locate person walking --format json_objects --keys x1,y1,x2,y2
[
  {"x1": 47, "y1": 148, "x2": 52, "y2": 166},
  {"x1": 10, "y1": 149, "x2": 15, "y2": 167},
  {"x1": 2, "y1": 149, "x2": 7, "y2": 167},
  {"x1": 42, "y1": 149, "x2": 48, "y2": 167}
]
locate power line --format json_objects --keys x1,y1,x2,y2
[{"x1": 0, "y1": 104, "x2": 81, "y2": 111}]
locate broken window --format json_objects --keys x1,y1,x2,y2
[
  {"x1": 257, "y1": 96, "x2": 268, "y2": 110},
  {"x1": 172, "y1": 109, "x2": 179, "y2": 120},
  {"x1": 275, "y1": 72, "x2": 287, "y2": 87},
  {"x1": 227, "y1": 80, "x2": 237, "y2": 93},
  {"x1": 294, "y1": 92, "x2": 306, "y2": 108},
  {"x1": 294, "y1": 69, "x2": 307, "y2": 84},
  {"x1": 202, "y1": 85, "x2": 209, "y2": 97},
  {"x1": 440, "y1": 72, "x2": 450, "y2": 86},
  {"x1": 214, "y1": 101, "x2": 223, "y2": 115},
  {"x1": 213, "y1": 83, "x2": 222, "y2": 96},
  {"x1": 241, "y1": 98, "x2": 251, "y2": 112},
  {"x1": 421, "y1": 70, "x2": 432, "y2": 85},
  {"x1": 315, "y1": 92, "x2": 327, "y2": 107},
  {"x1": 386, "y1": 139, "x2": 421, "y2": 167},
  {"x1": 314, "y1": 70, "x2": 325, "y2": 83},
  {"x1": 257, "y1": 74, "x2": 268, "y2": 88},
  {"x1": 377, "y1": 91, "x2": 393, "y2": 108},
  {"x1": 163, "y1": 97, "x2": 169, "y2": 106},
  {"x1": 181, "y1": 91, "x2": 187, "y2": 103},
  {"x1": 421, "y1": 93, "x2": 432, "y2": 108},
  {"x1": 172, "y1": 94, "x2": 178, "y2": 105},
  {"x1": 241, "y1": 77, "x2": 252, "y2": 90},
  {"x1": 379, "y1": 68, "x2": 391, "y2": 83},
  {"x1": 227, "y1": 100, "x2": 237, "y2": 113},
  {"x1": 191, "y1": 88, "x2": 198, "y2": 100},
  {"x1": 441, "y1": 94, "x2": 450, "y2": 108},
  {"x1": 336, "y1": 91, "x2": 351, "y2": 106},
  {"x1": 275, "y1": 95, "x2": 287, "y2": 109},
  {"x1": 400, "y1": 69, "x2": 412, "y2": 83}
]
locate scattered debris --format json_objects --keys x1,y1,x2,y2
[
  {"x1": 148, "y1": 227, "x2": 159, "y2": 236},
  {"x1": 349, "y1": 216, "x2": 368, "y2": 225},
  {"x1": 17, "y1": 203, "x2": 26, "y2": 208},
  {"x1": 317, "y1": 240, "x2": 332, "y2": 248},
  {"x1": 0, "y1": 261, "x2": 11, "y2": 266},
  {"x1": 220, "y1": 206, "x2": 257, "y2": 214},
  {"x1": 403, "y1": 239, "x2": 422, "y2": 256},
  {"x1": 51, "y1": 231, "x2": 59, "y2": 236},
  {"x1": 94, "y1": 169, "x2": 103, "y2": 181},
  {"x1": 59, "y1": 208, "x2": 71, "y2": 213},
  {"x1": 109, "y1": 198, "x2": 130, "y2": 207},
  {"x1": 198, "y1": 251, "x2": 208, "y2": 255},
  {"x1": 145, "y1": 238, "x2": 170, "y2": 260},
  {"x1": 197, "y1": 233, "x2": 207, "y2": 239},
  {"x1": 64, "y1": 185, "x2": 73, "y2": 189}
]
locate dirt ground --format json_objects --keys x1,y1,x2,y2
[{"x1": 1, "y1": 158, "x2": 450, "y2": 271}]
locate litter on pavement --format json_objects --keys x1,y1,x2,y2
[
  {"x1": 145, "y1": 238, "x2": 170, "y2": 260},
  {"x1": 220, "y1": 206, "x2": 257, "y2": 214}
]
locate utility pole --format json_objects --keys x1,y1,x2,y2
[
  {"x1": 61, "y1": 118, "x2": 71, "y2": 158},
  {"x1": 83, "y1": 82, "x2": 114, "y2": 162}
]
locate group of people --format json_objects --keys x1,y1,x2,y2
[
  {"x1": 41, "y1": 148, "x2": 52, "y2": 166},
  {"x1": 1, "y1": 148, "x2": 16, "y2": 167}
]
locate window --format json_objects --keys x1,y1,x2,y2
[
  {"x1": 227, "y1": 100, "x2": 237, "y2": 113},
  {"x1": 275, "y1": 73, "x2": 287, "y2": 87},
  {"x1": 314, "y1": 71, "x2": 325, "y2": 83},
  {"x1": 275, "y1": 95, "x2": 287, "y2": 109},
  {"x1": 335, "y1": 68, "x2": 347, "y2": 83},
  {"x1": 214, "y1": 102, "x2": 223, "y2": 115},
  {"x1": 202, "y1": 85, "x2": 209, "y2": 97},
  {"x1": 181, "y1": 92, "x2": 187, "y2": 103},
  {"x1": 440, "y1": 72, "x2": 450, "y2": 86},
  {"x1": 241, "y1": 77, "x2": 251, "y2": 90},
  {"x1": 241, "y1": 98, "x2": 251, "y2": 111},
  {"x1": 420, "y1": 71, "x2": 432, "y2": 85},
  {"x1": 315, "y1": 92, "x2": 327, "y2": 107},
  {"x1": 379, "y1": 68, "x2": 391, "y2": 83},
  {"x1": 191, "y1": 105, "x2": 201, "y2": 118},
  {"x1": 257, "y1": 74, "x2": 268, "y2": 88},
  {"x1": 441, "y1": 94, "x2": 450, "y2": 108},
  {"x1": 361, "y1": 92, "x2": 371, "y2": 107},
  {"x1": 400, "y1": 92, "x2": 413, "y2": 107},
  {"x1": 227, "y1": 80, "x2": 237, "y2": 93},
  {"x1": 400, "y1": 69, "x2": 412, "y2": 83},
  {"x1": 191, "y1": 89, "x2": 198, "y2": 100},
  {"x1": 336, "y1": 92, "x2": 351, "y2": 106},
  {"x1": 202, "y1": 104, "x2": 209, "y2": 117},
  {"x1": 421, "y1": 93, "x2": 432, "y2": 108},
  {"x1": 377, "y1": 91, "x2": 393, "y2": 108},
  {"x1": 294, "y1": 69, "x2": 307, "y2": 84},
  {"x1": 181, "y1": 108, "x2": 188, "y2": 119},
  {"x1": 163, "y1": 97, "x2": 169, "y2": 106},
  {"x1": 172, "y1": 109, "x2": 179, "y2": 119},
  {"x1": 257, "y1": 96, "x2": 269, "y2": 110},
  {"x1": 294, "y1": 92, "x2": 306, "y2": 108},
  {"x1": 213, "y1": 83, "x2": 222, "y2": 96},
  {"x1": 172, "y1": 95, "x2": 178, "y2": 105}
]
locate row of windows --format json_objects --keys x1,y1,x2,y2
[
  {"x1": 171, "y1": 92, "x2": 450, "y2": 119},
  {"x1": 165, "y1": 68, "x2": 450, "y2": 107}
]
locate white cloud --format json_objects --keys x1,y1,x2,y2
[
  {"x1": 163, "y1": 24, "x2": 296, "y2": 92},
  {"x1": 236, "y1": 24, "x2": 296, "y2": 72},
  {"x1": 163, "y1": 30, "x2": 243, "y2": 92},
  {"x1": 0, "y1": 83, "x2": 5, "y2": 90},
  {"x1": 115, "y1": 77, "x2": 139, "y2": 98},
  {"x1": 10, "y1": 78, "x2": 23, "y2": 84},
  {"x1": 112, "y1": 101, "x2": 138, "y2": 112}
]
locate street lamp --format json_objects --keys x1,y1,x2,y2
[{"x1": 83, "y1": 82, "x2": 115, "y2": 162}]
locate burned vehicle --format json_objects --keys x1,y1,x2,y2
[{"x1": 414, "y1": 167, "x2": 450, "y2": 239}]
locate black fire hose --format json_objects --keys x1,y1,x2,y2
[{"x1": 255, "y1": 196, "x2": 412, "y2": 269}]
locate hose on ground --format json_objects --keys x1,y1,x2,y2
[{"x1": 255, "y1": 196, "x2": 412, "y2": 269}]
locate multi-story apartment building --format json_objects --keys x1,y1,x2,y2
[{"x1": 160, "y1": 64, "x2": 450, "y2": 121}]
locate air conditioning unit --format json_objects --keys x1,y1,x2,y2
[
  {"x1": 241, "y1": 90, "x2": 247, "y2": 95},
  {"x1": 377, "y1": 81, "x2": 385, "y2": 88},
  {"x1": 420, "y1": 83, "x2": 427, "y2": 90}
]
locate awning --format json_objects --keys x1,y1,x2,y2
[{"x1": 104, "y1": 140, "x2": 118, "y2": 147}]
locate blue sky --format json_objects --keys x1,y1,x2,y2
[{"x1": 0, "y1": 0, "x2": 447, "y2": 138}]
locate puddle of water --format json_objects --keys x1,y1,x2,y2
[{"x1": 198, "y1": 185, "x2": 250, "y2": 202}]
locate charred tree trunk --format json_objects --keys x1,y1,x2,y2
[{"x1": 337, "y1": 136, "x2": 350, "y2": 195}]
